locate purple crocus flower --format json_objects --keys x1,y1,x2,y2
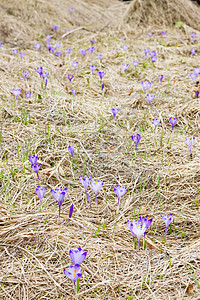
[
  {"x1": 72, "y1": 89, "x2": 77, "y2": 95},
  {"x1": 122, "y1": 64, "x2": 129, "y2": 72},
  {"x1": 55, "y1": 51, "x2": 61, "y2": 57},
  {"x1": 68, "y1": 74, "x2": 73, "y2": 82},
  {"x1": 169, "y1": 117, "x2": 178, "y2": 130},
  {"x1": 143, "y1": 49, "x2": 149, "y2": 55},
  {"x1": 12, "y1": 88, "x2": 21, "y2": 101},
  {"x1": 114, "y1": 184, "x2": 127, "y2": 205},
  {"x1": 152, "y1": 118, "x2": 160, "y2": 128},
  {"x1": 70, "y1": 7, "x2": 74, "y2": 12},
  {"x1": 79, "y1": 49, "x2": 86, "y2": 57},
  {"x1": 195, "y1": 91, "x2": 199, "y2": 98},
  {"x1": 193, "y1": 68, "x2": 200, "y2": 75},
  {"x1": 90, "y1": 40, "x2": 95, "y2": 44},
  {"x1": 191, "y1": 49, "x2": 196, "y2": 55},
  {"x1": 89, "y1": 65, "x2": 97, "y2": 74},
  {"x1": 189, "y1": 73, "x2": 197, "y2": 81},
  {"x1": 90, "y1": 180, "x2": 103, "y2": 205},
  {"x1": 148, "y1": 32, "x2": 153, "y2": 37},
  {"x1": 12, "y1": 49, "x2": 18, "y2": 55},
  {"x1": 71, "y1": 62, "x2": 78, "y2": 69},
  {"x1": 160, "y1": 31, "x2": 167, "y2": 35},
  {"x1": 159, "y1": 75, "x2": 163, "y2": 82},
  {"x1": 31, "y1": 163, "x2": 41, "y2": 181},
  {"x1": 139, "y1": 215, "x2": 153, "y2": 238},
  {"x1": 129, "y1": 220, "x2": 147, "y2": 248},
  {"x1": 66, "y1": 48, "x2": 72, "y2": 55},
  {"x1": 52, "y1": 24, "x2": 59, "y2": 31},
  {"x1": 35, "y1": 67, "x2": 43, "y2": 77},
  {"x1": 127, "y1": 220, "x2": 135, "y2": 243},
  {"x1": 151, "y1": 56, "x2": 157, "y2": 63},
  {"x1": 35, "y1": 43, "x2": 41, "y2": 50},
  {"x1": 97, "y1": 54, "x2": 103, "y2": 60},
  {"x1": 68, "y1": 145, "x2": 74, "y2": 157},
  {"x1": 97, "y1": 71, "x2": 106, "y2": 80},
  {"x1": 63, "y1": 265, "x2": 82, "y2": 285},
  {"x1": 36, "y1": 186, "x2": 47, "y2": 206},
  {"x1": 122, "y1": 45, "x2": 129, "y2": 51},
  {"x1": 25, "y1": 92, "x2": 31, "y2": 99},
  {"x1": 87, "y1": 47, "x2": 95, "y2": 54},
  {"x1": 191, "y1": 32, "x2": 196, "y2": 39},
  {"x1": 161, "y1": 213, "x2": 174, "y2": 232},
  {"x1": 111, "y1": 108, "x2": 120, "y2": 118},
  {"x1": 186, "y1": 137, "x2": 195, "y2": 154},
  {"x1": 47, "y1": 43, "x2": 52, "y2": 52},
  {"x1": 56, "y1": 43, "x2": 61, "y2": 48},
  {"x1": 50, "y1": 46, "x2": 56, "y2": 52},
  {"x1": 133, "y1": 61, "x2": 139, "y2": 68},
  {"x1": 146, "y1": 94, "x2": 155, "y2": 106},
  {"x1": 120, "y1": 36, "x2": 125, "y2": 40},
  {"x1": 101, "y1": 83, "x2": 105, "y2": 90},
  {"x1": 46, "y1": 35, "x2": 51, "y2": 42},
  {"x1": 69, "y1": 247, "x2": 87, "y2": 266},
  {"x1": 68, "y1": 204, "x2": 74, "y2": 221},
  {"x1": 79, "y1": 175, "x2": 91, "y2": 207},
  {"x1": 29, "y1": 155, "x2": 38, "y2": 164},
  {"x1": 22, "y1": 71, "x2": 29, "y2": 79},
  {"x1": 131, "y1": 134, "x2": 141, "y2": 154},
  {"x1": 19, "y1": 52, "x2": 25, "y2": 59},
  {"x1": 51, "y1": 187, "x2": 68, "y2": 217},
  {"x1": 66, "y1": 30, "x2": 71, "y2": 34},
  {"x1": 141, "y1": 81, "x2": 152, "y2": 91},
  {"x1": 41, "y1": 72, "x2": 49, "y2": 80}
]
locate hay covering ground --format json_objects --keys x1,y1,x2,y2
[{"x1": 0, "y1": 0, "x2": 200, "y2": 299}]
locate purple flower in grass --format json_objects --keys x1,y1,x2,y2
[
  {"x1": 79, "y1": 49, "x2": 86, "y2": 57},
  {"x1": 122, "y1": 45, "x2": 129, "y2": 51},
  {"x1": 36, "y1": 186, "x2": 47, "y2": 206},
  {"x1": 41, "y1": 72, "x2": 49, "y2": 80},
  {"x1": 70, "y1": 7, "x2": 74, "y2": 12},
  {"x1": 25, "y1": 92, "x2": 31, "y2": 99},
  {"x1": 191, "y1": 32, "x2": 196, "y2": 39},
  {"x1": 22, "y1": 71, "x2": 29, "y2": 79},
  {"x1": 68, "y1": 204, "x2": 73, "y2": 221},
  {"x1": 169, "y1": 117, "x2": 178, "y2": 130},
  {"x1": 89, "y1": 65, "x2": 97, "y2": 74},
  {"x1": 72, "y1": 89, "x2": 77, "y2": 95},
  {"x1": 159, "y1": 75, "x2": 163, "y2": 82},
  {"x1": 31, "y1": 163, "x2": 41, "y2": 181},
  {"x1": 127, "y1": 220, "x2": 135, "y2": 243},
  {"x1": 71, "y1": 62, "x2": 78, "y2": 69},
  {"x1": 132, "y1": 222, "x2": 147, "y2": 248},
  {"x1": 114, "y1": 185, "x2": 127, "y2": 205},
  {"x1": 51, "y1": 187, "x2": 68, "y2": 217},
  {"x1": 90, "y1": 40, "x2": 95, "y2": 44},
  {"x1": 87, "y1": 47, "x2": 95, "y2": 54},
  {"x1": 191, "y1": 49, "x2": 196, "y2": 56},
  {"x1": 79, "y1": 175, "x2": 91, "y2": 207},
  {"x1": 35, "y1": 43, "x2": 41, "y2": 50},
  {"x1": 111, "y1": 108, "x2": 120, "y2": 118},
  {"x1": 66, "y1": 48, "x2": 72, "y2": 55},
  {"x1": 146, "y1": 94, "x2": 155, "y2": 106},
  {"x1": 56, "y1": 43, "x2": 61, "y2": 48},
  {"x1": 69, "y1": 247, "x2": 87, "y2": 266},
  {"x1": 195, "y1": 91, "x2": 199, "y2": 98},
  {"x1": 29, "y1": 155, "x2": 38, "y2": 164},
  {"x1": 12, "y1": 88, "x2": 21, "y2": 101},
  {"x1": 101, "y1": 83, "x2": 105, "y2": 90},
  {"x1": 97, "y1": 54, "x2": 103, "y2": 60},
  {"x1": 161, "y1": 213, "x2": 174, "y2": 232},
  {"x1": 141, "y1": 81, "x2": 152, "y2": 91},
  {"x1": 151, "y1": 56, "x2": 157, "y2": 63},
  {"x1": 68, "y1": 145, "x2": 74, "y2": 157},
  {"x1": 161, "y1": 31, "x2": 167, "y2": 35},
  {"x1": 52, "y1": 24, "x2": 59, "y2": 31},
  {"x1": 189, "y1": 73, "x2": 197, "y2": 81},
  {"x1": 68, "y1": 74, "x2": 73, "y2": 82},
  {"x1": 55, "y1": 51, "x2": 61, "y2": 57},
  {"x1": 47, "y1": 43, "x2": 52, "y2": 52},
  {"x1": 19, "y1": 52, "x2": 25, "y2": 59},
  {"x1": 97, "y1": 71, "x2": 106, "y2": 80},
  {"x1": 186, "y1": 137, "x2": 195, "y2": 154},
  {"x1": 120, "y1": 36, "x2": 125, "y2": 40},
  {"x1": 12, "y1": 49, "x2": 17, "y2": 55},
  {"x1": 90, "y1": 180, "x2": 103, "y2": 205},
  {"x1": 148, "y1": 32, "x2": 153, "y2": 37},
  {"x1": 122, "y1": 64, "x2": 129, "y2": 72},
  {"x1": 46, "y1": 35, "x2": 51, "y2": 42},
  {"x1": 50, "y1": 46, "x2": 56, "y2": 53},
  {"x1": 63, "y1": 265, "x2": 82, "y2": 285},
  {"x1": 193, "y1": 68, "x2": 200, "y2": 75},
  {"x1": 143, "y1": 49, "x2": 149, "y2": 55},
  {"x1": 131, "y1": 134, "x2": 141, "y2": 154},
  {"x1": 152, "y1": 118, "x2": 160, "y2": 128},
  {"x1": 35, "y1": 67, "x2": 43, "y2": 77},
  {"x1": 139, "y1": 215, "x2": 153, "y2": 238},
  {"x1": 133, "y1": 61, "x2": 139, "y2": 68}
]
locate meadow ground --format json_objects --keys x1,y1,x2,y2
[{"x1": 0, "y1": 0, "x2": 200, "y2": 299}]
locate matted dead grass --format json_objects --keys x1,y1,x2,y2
[{"x1": 0, "y1": 0, "x2": 200, "y2": 299}]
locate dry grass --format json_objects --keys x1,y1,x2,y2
[{"x1": 0, "y1": 0, "x2": 200, "y2": 299}]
